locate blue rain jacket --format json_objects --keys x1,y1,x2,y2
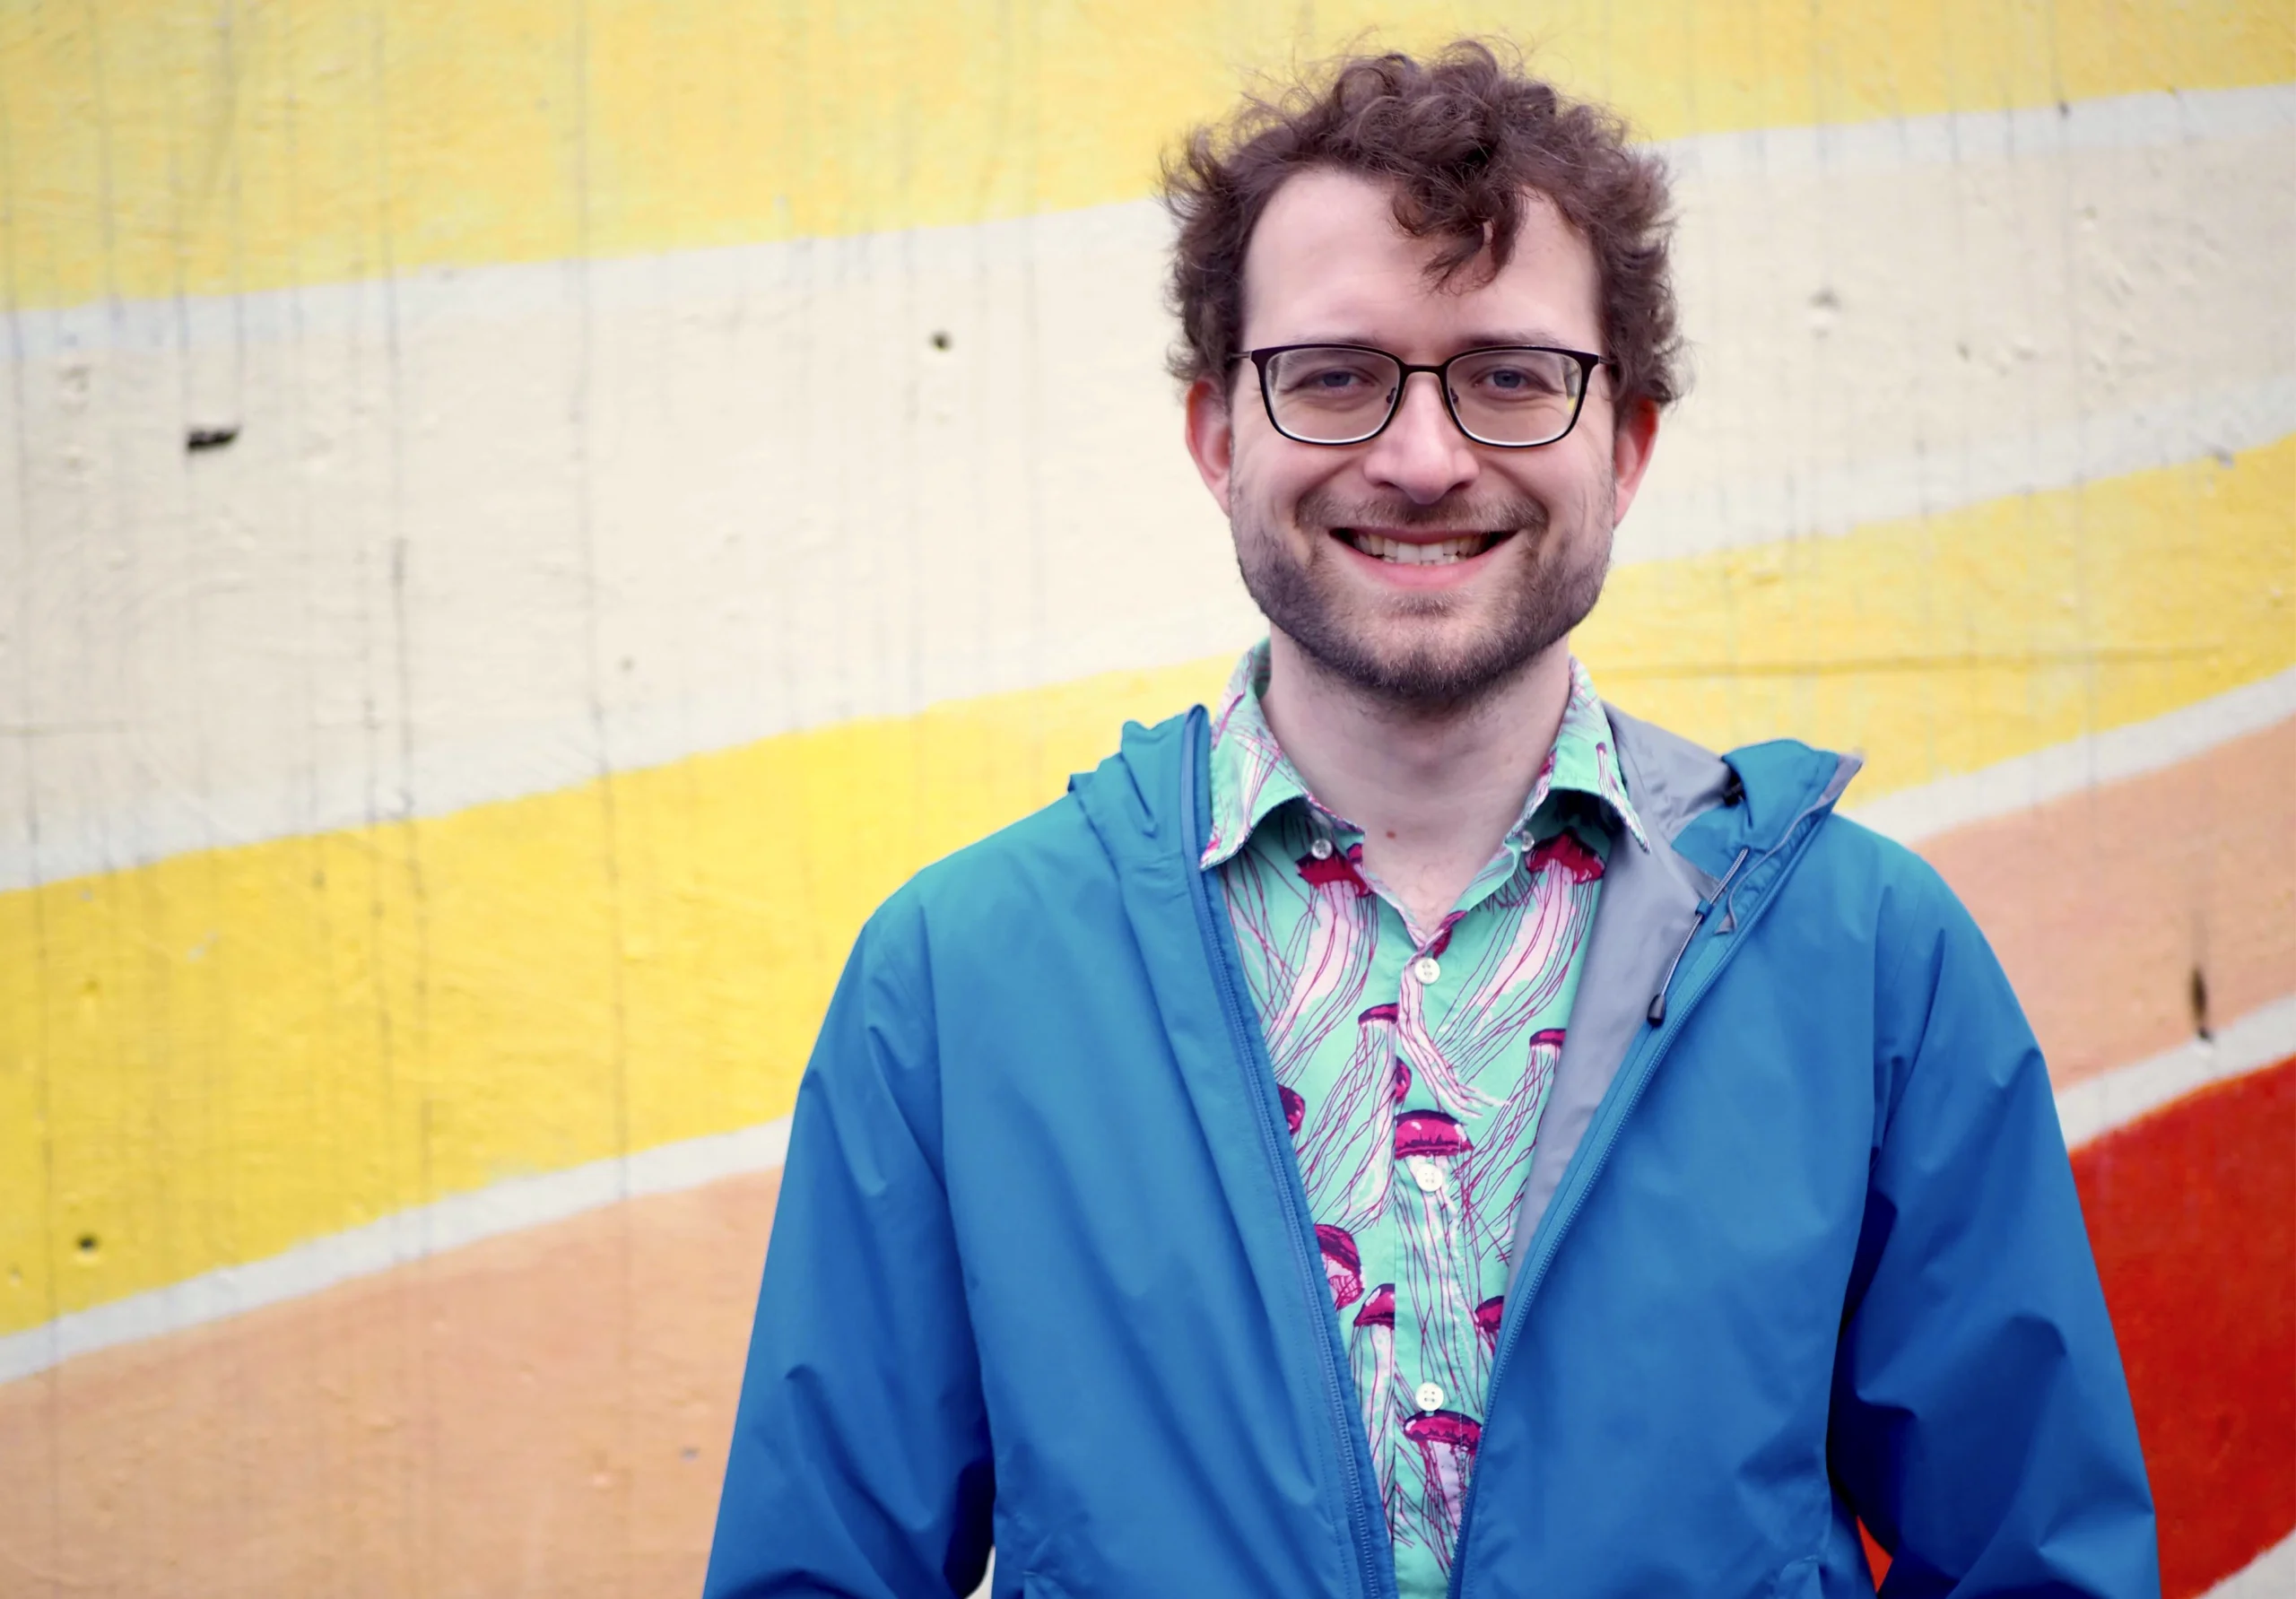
[{"x1": 705, "y1": 705, "x2": 2157, "y2": 1598}]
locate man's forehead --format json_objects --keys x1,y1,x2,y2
[{"x1": 1241, "y1": 169, "x2": 1594, "y2": 338}]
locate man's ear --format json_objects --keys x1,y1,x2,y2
[
  {"x1": 1606, "y1": 395, "x2": 1661, "y2": 527},
  {"x1": 1183, "y1": 374, "x2": 1237, "y2": 512}
]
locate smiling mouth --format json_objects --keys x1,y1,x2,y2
[{"x1": 1335, "y1": 528, "x2": 1514, "y2": 566}]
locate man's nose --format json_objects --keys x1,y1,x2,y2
[{"x1": 1361, "y1": 369, "x2": 1478, "y2": 505}]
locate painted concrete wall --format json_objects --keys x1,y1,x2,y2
[{"x1": 1, "y1": 3, "x2": 2290, "y2": 1595}]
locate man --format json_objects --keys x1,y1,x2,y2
[{"x1": 705, "y1": 43, "x2": 2156, "y2": 1599}]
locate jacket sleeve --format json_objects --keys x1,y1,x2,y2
[
  {"x1": 703, "y1": 898, "x2": 996, "y2": 1598},
  {"x1": 1829, "y1": 859, "x2": 2160, "y2": 1597}
]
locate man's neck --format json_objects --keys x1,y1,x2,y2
[{"x1": 1257, "y1": 631, "x2": 1575, "y2": 936}]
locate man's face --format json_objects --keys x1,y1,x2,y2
[{"x1": 1185, "y1": 168, "x2": 1658, "y2": 709}]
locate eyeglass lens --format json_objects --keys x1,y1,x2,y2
[{"x1": 1263, "y1": 346, "x2": 1587, "y2": 447}]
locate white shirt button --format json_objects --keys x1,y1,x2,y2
[
  {"x1": 1415, "y1": 1382, "x2": 1446, "y2": 1413},
  {"x1": 1309, "y1": 837, "x2": 1335, "y2": 860},
  {"x1": 1413, "y1": 955, "x2": 1441, "y2": 986},
  {"x1": 1407, "y1": 1156, "x2": 1446, "y2": 1194}
]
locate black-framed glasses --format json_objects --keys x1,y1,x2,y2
[{"x1": 1231, "y1": 343, "x2": 1613, "y2": 448}]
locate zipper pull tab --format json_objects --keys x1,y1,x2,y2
[
  {"x1": 1647, "y1": 848, "x2": 1752, "y2": 1027},
  {"x1": 1647, "y1": 906, "x2": 1708, "y2": 1026}
]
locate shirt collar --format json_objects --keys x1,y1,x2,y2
[{"x1": 1199, "y1": 640, "x2": 1650, "y2": 870}]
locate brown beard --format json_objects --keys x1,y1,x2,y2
[{"x1": 1231, "y1": 480, "x2": 1613, "y2": 711}]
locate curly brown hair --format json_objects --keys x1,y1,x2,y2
[{"x1": 1161, "y1": 40, "x2": 1683, "y2": 414}]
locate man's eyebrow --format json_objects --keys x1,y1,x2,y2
[
  {"x1": 1265, "y1": 328, "x2": 1594, "y2": 352},
  {"x1": 1453, "y1": 327, "x2": 1587, "y2": 349}
]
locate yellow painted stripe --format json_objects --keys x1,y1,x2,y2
[
  {"x1": 4, "y1": 431, "x2": 2293, "y2": 1338},
  {"x1": 2, "y1": 2, "x2": 2289, "y2": 313}
]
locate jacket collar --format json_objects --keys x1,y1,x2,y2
[{"x1": 1076, "y1": 691, "x2": 1857, "y2": 876}]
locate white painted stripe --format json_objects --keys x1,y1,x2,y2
[
  {"x1": 5, "y1": 986, "x2": 2291, "y2": 1386},
  {"x1": 0, "y1": 1115, "x2": 792, "y2": 1387},
  {"x1": 1639, "y1": 82, "x2": 2296, "y2": 562},
  {"x1": 1665, "y1": 79, "x2": 2296, "y2": 178},
  {"x1": 1846, "y1": 665, "x2": 2296, "y2": 846},
  {"x1": 2054, "y1": 994, "x2": 2296, "y2": 1152},
  {"x1": 2205, "y1": 1529, "x2": 2296, "y2": 1599},
  {"x1": 2, "y1": 85, "x2": 2289, "y2": 891}
]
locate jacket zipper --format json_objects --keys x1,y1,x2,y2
[
  {"x1": 1645, "y1": 847, "x2": 1750, "y2": 1027},
  {"x1": 1180, "y1": 713, "x2": 1390, "y2": 1599},
  {"x1": 1446, "y1": 797, "x2": 1842, "y2": 1599}
]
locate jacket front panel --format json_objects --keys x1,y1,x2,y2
[
  {"x1": 1457, "y1": 813, "x2": 1900, "y2": 1595},
  {"x1": 927, "y1": 786, "x2": 1375, "y2": 1597}
]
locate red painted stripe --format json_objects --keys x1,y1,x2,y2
[{"x1": 2074, "y1": 1056, "x2": 2296, "y2": 1598}]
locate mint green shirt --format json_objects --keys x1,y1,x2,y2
[{"x1": 1203, "y1": 643, "x2": 1648, "y2": 1595}]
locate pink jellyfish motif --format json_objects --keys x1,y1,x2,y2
[
  {"x1": 1396, "y1": 1109, "x2": 1482, "y2": 1401},
  {"x1": 1279, "y1": 1083, "x2": 1306, "y2": 1136},
  {"x1": 1316, "y1": 1224, "x2": 1363, "y2": 1312},
  {"x1": 1457, "y1": 1026, "x2": 1569, "y2": 1262},
  {"x1": 1351, "y1": 1282, "x2": 1403, "y2": 1519},
  {"x1": 1474, "y1": 1295, "x2": 1506, "y2": 1355},
  {"x1": 1391, "y1": 1056, "x2": 1411, "y2": 1103},
  {"x1": 1403, "y1": 1408, "x2": 1483, "y2": 1571},
  {"x1": 1354, "y1": 1281, "x2": 1396, "y2": 1327},
  {"x1": 1296, "y1": 1003, "x2": 1403, "y2": 1227},
  {"x1": 1395, "y1": 1109, "x2": 1474, "y2": 1226},
  {"x1": 1528, "y1": 829, "x2": 1605, "y2": 884},
  {"x1": 1296, "y1": 842, "x2": 1372, "y2": 896}
]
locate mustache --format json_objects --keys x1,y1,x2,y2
[{"x1": 1295, "y1": 486, "x2": 1548, "y2": 534}]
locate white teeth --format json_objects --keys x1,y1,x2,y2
[{"x1": 1347, "y1": 532, "x2": 1490, "y2": 565}]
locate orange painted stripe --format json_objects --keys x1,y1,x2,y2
[
  {"x1": 2074, "y1": 1057, "x2": 2296, "y2": 1598},
  {"x1": 1919, "y1": 717, "x2": 2296, "y2": 1091},
  {"x1": 0, "y1": 1170, "x2": 778, "y2": 1596}
]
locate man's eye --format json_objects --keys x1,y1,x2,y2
[
  {"x1": 1283, "y1": 362, "x2": 1378, "y2": 393},
  {"x1": 1478, "y1": 365, "x2": 1560, "y2": 395}
]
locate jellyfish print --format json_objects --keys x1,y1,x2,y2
[
  {"x1": 1316, "y1": 1223, "x2": 1363, "y2": 1313},
  {"x1": 1395, "y1": 978, "x2": 1500, "y2": 1120},
  {"x1": 1280, "y1": 1083, "x2": 1306, "y2": 1136},
  {"x1": 1259, "y1": 841, "x2": 1381, "y2": 1081},
  {"x1": 1403, "y1": 1408, "x2": 1483, "y2": 1571},
  {"x1": 1295, "y1": 1002, "x2": 1402, "y2": 1226},
  {"x1": 1395, "y1": 1110, "x2": 1483, "y2": 1402},
  {"x1": 1456, "y1": 1027, "x2": 1568, "y2": 1262},
  {"x1": 1221, "y1": 837, "x2": 1378, "y2": 1091},
  {"x1": 1429, "y1": 863, "x2": 1599, "y2": 1099}
]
